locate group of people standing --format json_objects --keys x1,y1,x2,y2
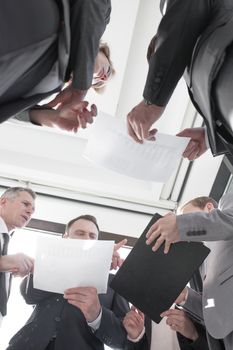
[{"x1": 1, "y1": 0, "x2": 233, "y2": 349}]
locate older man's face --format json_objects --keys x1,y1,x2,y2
[{"x1": 0, "y1": 191, "x2": 35, "y2": 231}]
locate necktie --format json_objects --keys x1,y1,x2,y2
[{"x1": 0, "y1": 233, "x2": 10, "y2": 316}]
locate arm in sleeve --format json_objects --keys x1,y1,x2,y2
[
  {"x1": 20, "y1": 274, "x2": 54, "y2": 305},
  {"x1": 143, "y1": 0, "x2": 211, "y2": 106},
  {"x1": 182, "y1": 287, "x2": 204, "y2": 324},
  {"x1": 94, "y1": 290, "x2": 130, "y2": 349},
  {"x1": 68, "y1": 0, "x2": 111, "y2": 90},
  {"x1": 126, "y1": 335, "x2": 149, "y2": 350},
  {"x1": 177, "y1": 193, "x2": 233, "y2": 242}
]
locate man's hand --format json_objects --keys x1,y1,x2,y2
[
  {"x1": 111, "y1": 239, "x2": 127, "y2": 270},
  {"x1": 177, "y1": 127, "x2": 208, "y2": 160},
  {"x1": 47, "y1": 86, "x2": 88, "y2": 109},
  {"x1": 146, "y1": 212, "x2": 179, "y2": 254},
  {"x1": 29, "y1": 101, "x2": 97, "y2": 133},
  {"x1": 160, "y1": 308, "x2": 198, "y2": 341},
  {"x1": 0, "y1": 253, "x2": 34, "y2": 277},
  {"x1": 64, "y1": 287, "x2": 101, "y2": 322},
  {"x1": 127, "y1": 100, "x2": 164, "y2": 143},
  {"x1": 57, "y1": 100, "x2": 97, "y2": 130},
  {"x1": 123, "y1": 306, "x2": 145, "y2": 340}
]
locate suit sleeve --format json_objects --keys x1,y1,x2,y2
[
  {"x1": 177, "y1": 193, "x2": 233, "y2": 242},
  {"x1": 143, "y1": 0, "x2": 210, "y2": 106},
  {"x1": 183, "y1": 288, "x2": 204, "y2": 323},
  {"x1": 67, "y1": 0, "x2": 111, "y2": 90},
  {"x1": 94, "y1": 284, "x2": 130, "y2": 349},
  {"x1": 177, "y1": 320, "x2": 209, "y2": 350},
  {"x1": 20, "y1": 274, "x2": 54, "y2": 305},
  {"x1": 125, "y1": 336, "x2": 149, "y2": 350}
]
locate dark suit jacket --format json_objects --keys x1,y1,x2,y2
[
  {"x1": 0, "y1": 0, "x2": 111, "y2": 123},
  {"x1": 143, "y1": 0, "x2": 233, "y2": 156},
  {"x1": 7, "y1": 274, "x2": 129, "y2": 350},
  {"x1": 126, "y1": 316, "x2": 209, "y2": 350}
]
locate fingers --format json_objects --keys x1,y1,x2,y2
[
  {"x1": 164, "y1": 240, "x2": 172, "y2": 254},
  {"x1": 127, "y1": 118, "x2": 143, "y2": 143},
  {"x1": 111, "y1": 239, "x2": 127, "y2": 270},
  {"x1": 114, "y1": 239, "x2": 127, "y2": 251},
  {"x1": 147, "y1": 128, "x2": 157, "y2": 141},
  {"x1": 77, "y1": 103, "x2": 97, "y2": 129},
  {"x1": 176, "y1": 129, "x2": 192, "y2": 138},
  {"x1": 182, "y1": 140, "x2": 200, "y2": 160},
  {"x1": 64, "y1": 286, "x2": 96, "y2": 295},
  {"x1": 111, "y1": 252, "x2": 124, "y2": 270},
  {"x1": 146, "y1": 223, "x2": 160, "y2": 243},
  {"x1": 161, "y1": 309, "x2": 184, "y2": 318},
  {"x1": 152, "y1": 236, "x2": 165, "y2": 252},
  {"x1": 146, "y1": 222, "x2": 158, "y2": 239},
  {"x1": 146, "y1": 222, "x2": 164, "y2": 252}
]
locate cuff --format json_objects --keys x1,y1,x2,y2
[
  {"x1": 127, "y1": 326, "x2": 145, "y2": 343},
  {"x1": 178, "y1": 288, "x2": 189, "y2": 307},
  {"x1": 14, "y1": 110, "x2": 31, "y2": 123},
  {"x1": 87, "y1": 308, "x2": 102, "y2": 331}
]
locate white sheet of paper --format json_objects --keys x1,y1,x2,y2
[
  {"x1": 83, "y1": 113, "x2": 190, "y2": 183},
  {"x1": 33, "y1": 235, "x2": 114, "y2": 294}
]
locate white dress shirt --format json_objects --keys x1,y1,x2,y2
[{"x1": 0, "y1": 217, "x2": 10, "y2": 326}]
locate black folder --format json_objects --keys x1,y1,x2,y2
[{"x1": 110, "y1": 213, "x2": 210, "y2": 323}]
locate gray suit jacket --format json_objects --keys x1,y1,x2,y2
[
  {"x1": 177, "y1": 193, "x2": 233, "y2": 340},
  {"x1": 7, "y1": 274, "x2": 129, "y2": 350}
]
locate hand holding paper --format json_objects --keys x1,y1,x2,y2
[{"x1": 64, "y1": 286, "x2": 101, "y2": 322}]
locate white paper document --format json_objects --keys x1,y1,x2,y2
[
  {"x1": 83, "y1": 113, "x2": 190, "y2": 183},
  {"x1": 33, "y1": 235, "x2": 114, "y2": 294}
]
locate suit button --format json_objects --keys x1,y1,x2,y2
[
  {"x1": 154, "y1": 77, "x2": 161, "y2": 83},
  {"x1": 55, "y1": 317, "x2": 61, "y2": 322}
]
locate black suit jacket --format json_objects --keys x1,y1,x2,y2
[
  {"x1": 0, "y1": 0, "x2": 111, "y2": 123},
  {"x1": 126, "y1": 316, "x2": 209, "y2": 350},
  {"x1": 143, "y1": 0, "x2": 233, "y2": 156},
  {"x1": 7, "y1": 274, "x2": 129, "y2": 350}
]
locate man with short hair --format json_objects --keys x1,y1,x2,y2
[
  {"x1": 147, "y1": 194, "x2": 233, "y2": 349},
  {"x1": 0, "y1": 187, "x2": 35, "y2": 326},
  {"x1": 7, "y1": 214, "x2": 129, "y2": 350}
]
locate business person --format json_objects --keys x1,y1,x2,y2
[
  {"x1": 7, "y1": 214, "x2": 129, "y2": 350},
  {"x1": 0, "y1": 0, "x2": 111, "y2": 125},
  {"x1": 0, "y1": 187, "x2": 35, "y2": 326},
  {"x1": 146, "y1": 194, "x2": 233, "y2": 349},
  {"x1": 127, "y1": 0, "x2": 233, "y2": 162},
  {"x1": 15, "y1": 42, "x2": 114, "y2": 133}
]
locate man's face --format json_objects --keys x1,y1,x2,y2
[
  {"x1": 0, "y1": 191, "x2": 35, "y2": 231},
  {"x1": 66, "y1": 219, "x2": 98, "y2": 240}
]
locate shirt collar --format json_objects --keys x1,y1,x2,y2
[{"x1": 0, "y1": 217, "x2": 10, "y2": 235}]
